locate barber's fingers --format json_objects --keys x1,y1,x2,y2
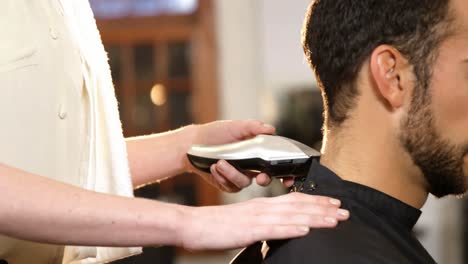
[
  {"x1": 255, "y1": 173, "x2": 272, "y2": 186},
  {"x1": 251, "y1": 222, "x2": 337, "y2": 242},
  {"x1": 213, "y1": 160, "x2": 274, "y2": 188},
  {"x1": 228, "y1": 120, "x2": 276, "y2": 140},
  {"x1": 280, "y1": 176, "x2": 295, "y2": 188},
  {"x1": 244, "y1": 193, "x2": 349, "y2": 242},
  {"x1": 264, "y1": 192, "x2": 342, "y2": 207},
  {"x1": 181, "y1": 192, "x2": 348, "y2": 251},
  {"x1": 253, "y1": 193, "x2": 349, "y2": 222},
  {"x1": 251, "y1": 225, "x2": 311, "y2": 241},
  {"x1": 210, "y1": 164, "x2": 242, "y2": 193},
  {"x1": 259, "y1": 204, "x2": 349, "y2": 221},
  {"x1": 212, "y1": 160, "x2": 253, "y2": 190},
  {"x1": 211, "y1": 158, "x2": 295, "y2": 189},
  {"x1": 251, "y1": 214, "x2": 340, "y2": 240}
]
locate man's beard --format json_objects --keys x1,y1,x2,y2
[{"x1": 399, "y1": 85, "x2": 467, "y2": 198}]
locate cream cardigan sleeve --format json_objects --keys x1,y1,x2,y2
[{"x1": 59, "y1": 1, "x2": 142, "y2": 263}]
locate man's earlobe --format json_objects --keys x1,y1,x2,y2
[{"x1": 370, "y1": 45, "x2": 407, "y2": 109}]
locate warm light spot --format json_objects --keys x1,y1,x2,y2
[{"x1": 150, "y1": 84, "x2": 167, "y2": 106}]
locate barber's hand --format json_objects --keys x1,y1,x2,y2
[
  {"x1": 179, "y1": 192, "x2": 350, "y2": 251},
  {"x1": 188, "y1": 120, "x2": 276, "y2": 192}
]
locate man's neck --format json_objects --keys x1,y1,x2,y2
[{"x1": 319, "y1": 126, "x2": 429, "y2": 209}]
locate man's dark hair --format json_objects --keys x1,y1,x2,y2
[{"x1": 302, "y1": 0, "x2": 453, "y2": 128}]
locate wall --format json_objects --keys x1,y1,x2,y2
[
  {"x1": 215, "y1": 0, "x2": 315, "y2": 123},
  {"x1": 215, "y1": 0, "x2": 262, "y2": 121}
]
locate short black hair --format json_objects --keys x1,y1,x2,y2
[{"x1": 302, "y1": 0, "x2": 453, "y2": 128}]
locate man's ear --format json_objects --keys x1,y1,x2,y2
[{"x1": 370, "y1": 45, "x2": 410, "y2": 109}]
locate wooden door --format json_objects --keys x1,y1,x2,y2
[{"x1": 92, "y1": 0, "x2": 220, "y2": 209}]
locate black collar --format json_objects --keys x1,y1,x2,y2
[{"x1": 294, "y1": 159, "x2": 422, "y2": 231}]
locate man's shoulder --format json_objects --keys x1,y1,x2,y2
[{"x1": 263, "y1": 218, "x2": 390, "y2": 264}]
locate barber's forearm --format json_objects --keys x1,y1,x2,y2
[
  {"x1": 125, "y1": 125, "x2": 197, "y2": 188},
  {"x1": 0, "y1": 163, "x2": 187, "y2": 247}
]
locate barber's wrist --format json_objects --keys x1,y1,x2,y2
[
  {"x1": 175, "y1": 204, "x2": 196, "y2": 249},
  {"x1": 178, "y1": 124, "x2": 200, "y2": 173}
]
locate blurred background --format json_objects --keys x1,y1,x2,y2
[{"x1": 88, "y1": 0, "x2": 467, "y2": 263}]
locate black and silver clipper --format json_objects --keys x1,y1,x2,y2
[{"x1": 187, "y1": 135, "x2": 320, "y2": 178}]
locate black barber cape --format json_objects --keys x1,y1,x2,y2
[{"x1": 231, "y1": 160, "x2": 436, "y2": 264}]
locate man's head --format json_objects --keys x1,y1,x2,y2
[{"x1": 302, "y1": 0, "x2": 468, "y2": 197}]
